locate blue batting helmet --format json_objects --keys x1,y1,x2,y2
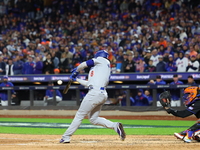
[{"x1": 95, "y1": 50, "x2": 109, "y2": 59}]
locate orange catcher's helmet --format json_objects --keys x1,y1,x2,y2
[{"x1": 183, "y1": 86, "x2": 200, "y2": 106}]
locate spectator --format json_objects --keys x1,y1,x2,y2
[
  {"x1": 54, "y1": 68, "x2": 60, "y2": 74},
  {"x1": 156, "y1": 55, "x2": 166, "y2": 72},
  {"x1": 135, "y1": 58, "x2": 146, "y2": 73},
  {"x1": 150, "y1": 49, "x2": 159, "y2": 67},
  {"x1": 34, "y1": 56, "x2": 43, "y2": 74},
  {"x1": 43, "y1": 82, "x2": 62, "y2": 106},
  {"x1": 13, "y1": 55, "x2": 24, "y2": 75},
  {"x1": 120, "y1": 0, "x2": 129, "y2": 12},
  {"x1": 120, "y1": 52, "x2": 128, "y2": 73},
  {"x1": 170, "y1": 74, "x2": 183, "y2": 107},
  {"x1": 144, "y1": 90, "x2": 153, "y2": 106},
  {"x1": 22, "y1": 55, "x2": 35, "y2": 74},
  {"x1": 124, "y1": 54, "x2": 135, "y2": 72},
  {"x1": 163, "y1": 51, "x2": 170, "y2": 63},
  {"x1": 143, "y1": 49, "x2": 152, "y2": 64},
  {"x1": 3, "y1": 57, "x2": 8, "y2": 64},
  {"x1": 187, "y1": 55, "x2": 200, "y2": 72},
  {"x1": 184, "y1": 51, "x2": 190, "y2": 59},
  {"x1": 0, "y1": 76, "x2": 16, "y2": 106},
  {"x1": 5, "y1": 58, "x2": 14, "y2": 75},
  {"x1": 144, "y1": 60, "x2": 156, "y2": 72},
  {"x1": 43, "y1": 53, "x2": 54, "y2": 74},
  {"x1": 133, "y1": 89, "x2": 149, "y2": 106},
  {"x1": 62, "y1": 46, "x2": 73, "y2": 64},
  {"x1": 0, "y1": 56, "x2": 5, "y2": 75},
  {"x1": 51, "y1": 51, "x2": 59, "y2": 69},
  {"x1": 72, "y1": 52, "x2": 82, "y2": 68},
  {"x1": 176, "y1": 52, "x2": 189, "y2": 72},
  {"x1": 59, "y1": 54, "x2": 69, "y2": 74},
  {"x1": 166, "y1": 55, "x2": 177, "y2": 72},
  {"x1": 189, "y1": 45, "x2": 198, "y2": 57},
  {"x1": 187, "y1": 75, "x2": 196, "y2": 85},
  {"x1": 115, "y1": 49, "x2": 124, "y2": 72}
]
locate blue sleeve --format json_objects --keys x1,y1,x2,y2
[
  {"x1": 45, "y1": 90, "x2": 50, "y2": 97},
  {"x1": 36, "y1": 62, "x2": 43, "y2": 70},
  {"x1": 56, "y1": 90, "x2": 62, "y2": 98},
  {"x1": 134, "y1": 96, "x2": 138, "y2": 101},
  {"x1": 130, "y1": 97, "x2": 135, "y2": 103},
  {"x1": 157, "y1": 80, "x2": 166, "y2": 85},
  {"x1": 86, "y1": 59, "x2": 94, "y2": 67}
]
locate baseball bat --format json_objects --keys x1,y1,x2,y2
[{"x1": 63, "y1": 79, "x2": 72, "y2": 94}]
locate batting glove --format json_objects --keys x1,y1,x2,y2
[
  {"x1": 70, "y1": 67, "x2": 79, "y2": 81},
  {"x1": 70, "y1": 75, "x2": 77, "y2": 81}
]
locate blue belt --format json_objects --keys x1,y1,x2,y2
[{"x1": 89, "y1": 86, "x2": 105, "y2": 90}]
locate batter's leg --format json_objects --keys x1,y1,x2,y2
[
  {"x1": 61, "y1": 92, "x2": 103, "y2": 141},
  {"x1": 88, "y1": 102, "x2": 126, "y2": 141},
  {"x1": 88, "y1": 104, "x2": 118, "y2": 129}
]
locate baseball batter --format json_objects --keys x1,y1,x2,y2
[{"x1": 60, "y1": 50, "x2": 126, "y2": 143}]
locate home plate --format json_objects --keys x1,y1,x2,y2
[{"x1": 81, "y1": 141, "x2": 98, "y2": 143}]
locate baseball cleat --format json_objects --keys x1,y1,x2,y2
[
  {"x1": 174, "y1": 133, "x2": 184, "y2": 140},
  {"x1": 117, "y1": 123, "x2": 126, "y2": 141},
  {"x1": 59, "y1": 139, "x2": 70, "y2": 143}
]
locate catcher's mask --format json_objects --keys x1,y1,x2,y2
[{"x1": 183, "y1": 86, "x2": 200, "y2": 106}]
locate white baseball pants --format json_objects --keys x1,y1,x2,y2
[{"x1": 62, "y1": 89, "x2": 118, "y2": 141}]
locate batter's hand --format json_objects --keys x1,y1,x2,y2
[{"x1": 70, "y1": 67, "x2": 79, "y2": 81}]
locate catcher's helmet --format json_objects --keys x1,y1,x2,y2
[
  {"x1": 183, "y1": 86, "x2": 200, "y2": 106},
  {"x1": 95, "y1": 50, "x2": 109, "y2": 59}
]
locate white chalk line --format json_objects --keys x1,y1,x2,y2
[{"x1": 0, "y1": 137, "x2": 61, "y2": 146}]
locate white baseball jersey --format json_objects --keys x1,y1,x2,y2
[
  {"x1": 187, "y1": 60, "x2": 200, "y2": 72},
  {"x1": 87, "y1": 57, "x2": 110, "y2": 88},
  {"x1": 176, "y1": 57, "x2": 189, "y2": 72},
  {"x1": 150, "y1": 55, "x2": 159, "y2": 66},
  {"x1": 77, "y1": 57, "x2": 111, "y2": 88}
]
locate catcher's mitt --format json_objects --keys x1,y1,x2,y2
[{"x1": 159, "y1": 91, "x2": 171, "y2": 108}]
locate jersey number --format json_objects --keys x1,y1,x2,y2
[{"x1": 90, "y1": 70, "x2": 94, "y2": 77}]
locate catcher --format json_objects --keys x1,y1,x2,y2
[{"x1": 159, "y1": 86, "x2": 200, "y2": 143}]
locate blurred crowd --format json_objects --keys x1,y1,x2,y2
[{"x1": 0, "y1": 0, "x2": 199, "y2": 75}]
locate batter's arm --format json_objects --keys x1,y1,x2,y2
[
  {"x1": 76, "y1": 78, "x2": 88, "y2": 87},
  {"x1": 77, "y1": 59, "x2": 96, "y2": 72}
]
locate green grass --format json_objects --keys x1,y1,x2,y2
[{"x1": 0, "y1": 118, "x2": 196, "y2": 135}]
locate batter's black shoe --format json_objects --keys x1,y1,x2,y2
[
  {"x1": 117, "y1": 123, "x2": 126, "y2": 141},
  {"x1": 59, "y1": 139, "x2": 70, "y2": 143}
]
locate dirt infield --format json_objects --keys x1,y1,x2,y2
[
  {"x1": 0, "y1": 134, "x2": 199, "y2": 150},
  {"x1": 0, "y1": 110, "x2": 198, "y2": 150}
]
